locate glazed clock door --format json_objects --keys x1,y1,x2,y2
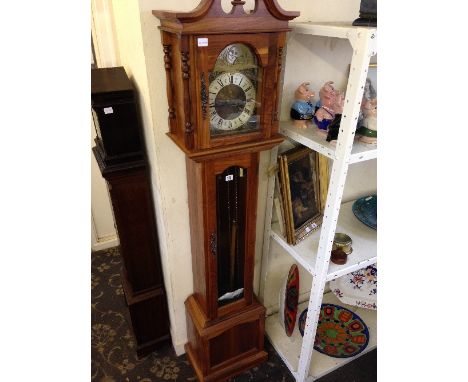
[
  {"x1": 196, "y1": 33, "x2": 276, "y2": 149},
  {"x1": 205, "y1": 152, "x2": 259, "y2": 319}
]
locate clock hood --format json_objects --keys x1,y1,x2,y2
[{"x1": 153, "y1": 0, "x2": 299, "y2": 34}]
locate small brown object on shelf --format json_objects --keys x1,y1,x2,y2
[
  {"x1": 332, "y1": 233, "x2": 353, "y2": 255},
  {"x1": 331, "y1": 249, "x2": 348, "y2": 265}
]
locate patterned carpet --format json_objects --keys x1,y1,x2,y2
[{"x1": 91, "y1": 247, "x2": 376, "y2": 381}]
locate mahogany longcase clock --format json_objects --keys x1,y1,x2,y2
[{"x1": 153, "y1": 1, "x2": 299, "y2": 380}]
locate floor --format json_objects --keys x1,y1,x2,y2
[{"x1": 92, "y1": 247, "x2": 377, "y2": 381}]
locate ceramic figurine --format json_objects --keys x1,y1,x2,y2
[
  {"x1": 363, "y1": 77, "x2": 377, "y2": 101},
  {"x1": 290, "y1": 82, "x2": 315, "y2": 129},
  {"x1": 325, "y1": 90, "x2": 345, "y2": 143},
  {"x1": 357, "y1": 98, "x2": 377, "y2": 144},
  {"x1": 314, "y1": 81, "x2": 339, "y2": 133}
]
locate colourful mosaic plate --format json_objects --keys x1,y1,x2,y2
[
  {"x1": 298, "y1": 304, "x2": 369, "y2": 358},
  {"x1": 330, "y1": 264, "x2": 377, "y2": 310},
  {"x1": 278, "y1": 264, "x2": 300, "y2": 337},
  {"x1": 352, "y1": 195, "x2": 377, "y2": 230}
]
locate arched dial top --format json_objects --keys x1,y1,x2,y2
[{"x1": 209, "y1": 43, "x2": 260, "y2": 136}]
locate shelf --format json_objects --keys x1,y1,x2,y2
[
  {"x1": 265, "y1": 292, "x2": 377, "y2": 381},
  {"x1": 279, "y1": 121, "x2": 377, "y2": 164},
  {"x1": 290, "y1": 21, "x2": 376, "y2": 41},
  {"x1": 271, "y1": 200, "x2": 376, "y2": 281}
]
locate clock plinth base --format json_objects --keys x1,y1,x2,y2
[{"x1": 185, "y1": 295, "x2": 267, "y2": 382}]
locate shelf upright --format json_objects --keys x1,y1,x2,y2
[
  {"x1": 258, "y1": 145, "x2": 279, "y2": 302},
  {"x1": 259, "y1": 22, "x2": 377, "y2": 382}
]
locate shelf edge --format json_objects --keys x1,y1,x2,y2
[
  {"x1": 326, "y1": 257, "x2": 377, "y2": 282},
  {"x1": 270, "y1": 230, "x2": 314, "y2": 275}
]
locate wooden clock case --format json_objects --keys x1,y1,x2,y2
[
  {"x1": 92, "y1": 67, "x2": 171, "y2": 358},
  {"x1": 153, "y1": 1, "x2": 298, "y2": 380}
]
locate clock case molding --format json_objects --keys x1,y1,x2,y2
[{"x1": 154, "y1": 1, "x2": 299, "y2": 381}]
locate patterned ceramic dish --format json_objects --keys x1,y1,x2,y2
[
  {"x1": 330, "y1": 264, "x2": 377, "y2": 310},
  {"x1": 298, "y1": 304, "x2": 370, "y2": 358},
  {"x1": 352, "y1": 195, "x2": 377, "y2": 230},
  {"x1": 278, "y1": 264, "x2": 300, "y2": 337}
]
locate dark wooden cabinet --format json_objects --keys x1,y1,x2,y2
[
  {"x1": 153, "y1": 1, "x2": 299, "y2": 380},
  {"x1": 92, "y1": 67, "x2": 170, "y2": 358},
  {"x1": 91, "y1": 67, "x2": 143, "y2": 165}
]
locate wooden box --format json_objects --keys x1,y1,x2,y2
[{"x1": 91, "y1": 67, "x2": 143, "y2": 165}]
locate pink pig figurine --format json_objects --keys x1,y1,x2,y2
[
  {"x1": 314, "y1": 81, "x2": 339, "y2": 133},
  {"x1": 290, "y1": 82, "x2": 315, "y2": 129}
]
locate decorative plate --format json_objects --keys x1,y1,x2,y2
[
  {"x1": 298, "y1": 307, "x2": 308, "y2": 337},
  {"x1": 330, "y1": 264, "x2": 377, "y2": 310},
  {"x1": 298, "y1": 304, "x2": 370, "y2": 358},
  {"x1": 352, "y1": 195, "x2": 377, "y2": 230},
  {"x1": 278, "y1": 264, "x2": 300, "y2": 337}
]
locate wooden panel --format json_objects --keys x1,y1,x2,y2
[
  {"x1": 94, "y1": 146, "x2": 171, "y2": 357},
  {"x1": 128, "y1": 291, "x2": 171, "y2": 357},
  {"x1": 186, "y1": 157, "x2": 209, "y2": 314},
  {"x1": 185, "y1": 295, "x2": 268, "y2": 381},
  {"x1": 106, "y1": 168, "x2": 164, "y2": 292},
  {"x1": 209, "y1": 320, "x2": 258, "y2": 367}
]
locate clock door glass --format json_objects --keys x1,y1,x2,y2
[
  {"x1": 209, "y1": 44, "x2": 261, "y2": 137},
  {"x1": 216, "y1": 166, "x2": 247, "y2": 306}
]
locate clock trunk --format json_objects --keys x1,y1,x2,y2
[{"x1": 186, "y1": 152, "x2": 259, "y2": 321}]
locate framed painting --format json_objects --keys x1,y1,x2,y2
[{"x1": 278, "y1": 146, "x2": 329, "y2": 245}]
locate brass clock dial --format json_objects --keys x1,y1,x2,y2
[
  {"x1": 209, "y1": 43, "x2": 260, "y2": 136},
  {"x1": 209, "y1": 72, "x2": 256, "y2": 131}
]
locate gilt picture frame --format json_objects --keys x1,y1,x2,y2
[{"x1": 278, "y1": 146, "x2": 329, "y2": 245}]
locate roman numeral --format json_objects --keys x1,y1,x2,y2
[
  {"x1": 244, "y1": 86, "x2": 252, "y2": 92},
  {"x1": 238, "y1": 78, "x2": 243, "y2": 86},
  {"x1": 217, "y1": 79, "x2": 223, "y2": 87},
  {"x1": 230, "y1": 75, "x2": 233, "y2": 84}
]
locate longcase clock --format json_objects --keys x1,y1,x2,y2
[{"x1": 153, "y1": 1, "x2": 299, "y2": 381}]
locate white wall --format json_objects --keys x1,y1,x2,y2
[
  {"x1": 112, "y1": 0, "x2": 193, "y2": 355},
  {"x1": 110, "y1": 0, "x2": 368, "y2": 355},
  {"x1": 91, "y1": 0, "x2": 120, "y2": 251}
]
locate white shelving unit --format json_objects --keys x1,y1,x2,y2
[{"x1": 259, "y1": 22, "x2": 377, "y2": 381}]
